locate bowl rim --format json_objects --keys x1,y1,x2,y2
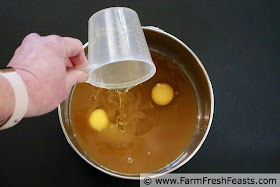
[{"x1": 58, "y1": 26, "x2": 214, "y2": 180}]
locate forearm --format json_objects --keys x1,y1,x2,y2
[{"x1": 0, "y1": 75, "x2": 15, "y2": 121}]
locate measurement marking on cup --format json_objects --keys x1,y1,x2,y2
[
  {"x1": 135, "y1": 29, "x2": 145, "y2": 57},
  {"x1": 114, "y1": 10, "x2": 129, "y2": 56}
]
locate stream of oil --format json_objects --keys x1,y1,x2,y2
[{"x1": 113, "y1": 87, "x2": 131, "y2": 132}]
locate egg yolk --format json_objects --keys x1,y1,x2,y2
[
  {"x1": 151, "y1": 83, "x2": 174, "y2": 106},
  {"x1": 89, "y1": 109, "x2": 110, "y2": 131}
]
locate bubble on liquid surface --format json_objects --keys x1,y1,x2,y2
[
  {"x1": 90, "y1": 95, "x2": 98, "y2": 102},
  {"x1": 117, "y1": 114, "x2": 127, "y2": 120},
  {"x1": 147, "y1": 152, "x2": 151, "y2": 156},
  {"x1": 107, "y1": 94, "x2": 119, "y2": 107},
  {"x1": 127, "y1": 157, "x2": 133, "y2": 164}
]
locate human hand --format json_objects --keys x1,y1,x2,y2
[{"x1": 7, "y1": 33, "x2": 88, "y2": 117}]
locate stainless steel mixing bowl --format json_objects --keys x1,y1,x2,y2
[{"x1": 58, "y1": 26, "x2": 214, "y2": 179}]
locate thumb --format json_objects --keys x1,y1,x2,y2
[{"x1": 65, "y1": 69, "x2": 88, "y2": 90}]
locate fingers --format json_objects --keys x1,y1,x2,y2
[
  {"x1": 61, "y1": 37, "x2": 83, "y2": 56},
  {"x1": 44, "y1": 35, "x2": 88, "y2": 66},
  {"x1": 69, "y1": 48, "x2": 88, "y2": 66},
  {"x1": 63, "y1": 37, "x2": 88, "y2": 66},
  {"x1": 65, "y1": 59, "x2": 74, "y2": 68},
  {"x1": 21, "y1": 33, "x2": 88, "y2": 68},
  {"x1": 65, "y1": 69, "x2": 88, "y2": 91}
]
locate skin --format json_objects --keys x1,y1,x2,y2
[{"x1": 0, "y1": 33, "x2": 88, "y2": 121}]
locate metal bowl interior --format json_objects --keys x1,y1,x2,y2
[{"x1": 58, "y1": 27, "x2": 214, "y2": 179}]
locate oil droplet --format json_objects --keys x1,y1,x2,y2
[
  {"x1": 147, "y1": 152, "x2": 151, "y2": 156},
  {"x1": 120, "y1": 129, "x2": 125, "y2": 134},
  {"x1": 90, "y1": 95, "x2": 97, "y2": 102},
  {"x1": 127, "y1": 157, "x2": 133, "y2": 164},
  {"x1": 116, "y1": 114, "x2": 127, "y2": 126}
]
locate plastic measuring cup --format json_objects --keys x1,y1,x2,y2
[{"x1": 77, "y1": 7, "x2": 156, "y2": 89}]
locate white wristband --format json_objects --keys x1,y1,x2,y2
[{"x1": 0, "y1": 68, "x2": 29, "y2": 130}]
